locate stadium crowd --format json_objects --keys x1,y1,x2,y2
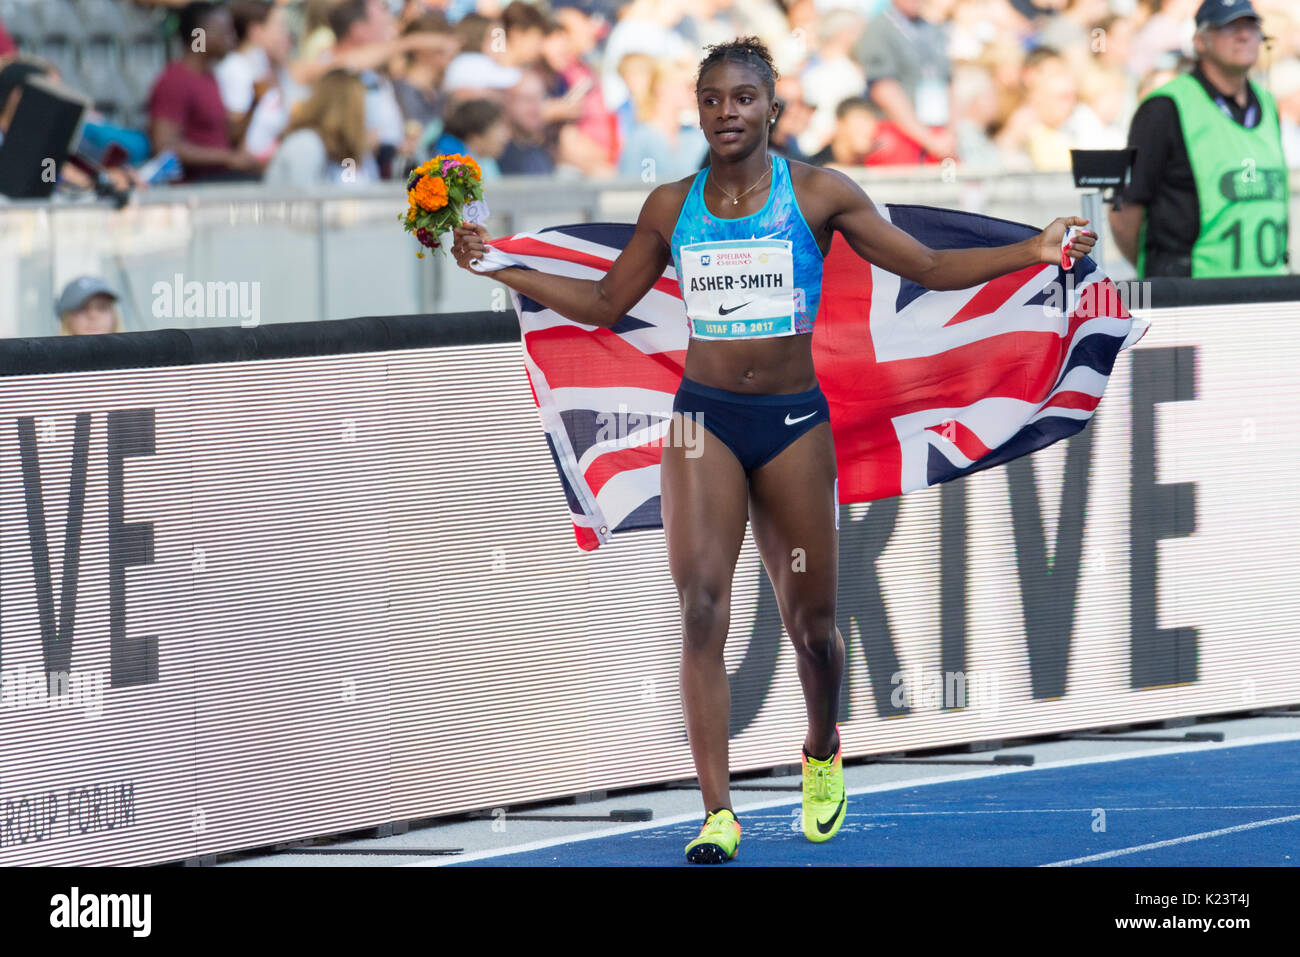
[{"x1": 0, "y1": 0, "x2": 1297, "y2": 188}]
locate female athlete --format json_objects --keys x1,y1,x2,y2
[{"x1": 451, "y1": 37, "x2": 1096, "y2": 865}]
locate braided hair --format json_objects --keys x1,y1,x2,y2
[{"x1": 695, "y1": 35, "x2": 780, "y2": 114}]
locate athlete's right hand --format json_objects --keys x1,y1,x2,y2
[{"x1": 451, "y1": 223, "x2": 490, "y2": 272}]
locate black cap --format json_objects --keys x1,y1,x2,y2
[{"x1": 1195, "y1": 0, "x2": 1261, "y2": 28}]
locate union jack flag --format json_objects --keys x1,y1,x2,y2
[{"x1": 470, "y1": 205, "x2": 1150, "y2": 551}]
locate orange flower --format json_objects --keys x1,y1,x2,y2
[{"x1": 412, "y1": 174, "x2": 448, "y2": 212}]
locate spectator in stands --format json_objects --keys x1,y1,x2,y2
[
  {"x1": 549, "y1": 0, "x2": 619, "y2": 166},
  {"x1": 976, "y1": 35, "x2": 1027, "y2": 138},
  {"x1": 771, "y1": 0, "x2": 817, "y2": 77},
  {"x1": 56, "y1": 277, "x2": 124, "y2": 336},
  {"x1": 855, "y1": 0, "x2": 955, "y2": 162},
  {"x1": 438, "y1": 14, "x2": 520, "y2": 111},
  {"x1": 1013, "y1": 47, "x2": 1083, "y2": 171},
  {"x1": 599, "y1": 0, "x2": 690, "y2": 121},
  {"x1": 392, "y1": 11, "x2": 458, "y2": 131},
  {"x1": 1111, "y1": 0, "x2": 1290, "y2": 277},
  {"x1": 537, "y1": 17, "x2": 614, "y2": 177},
  {"x1": 951, "y1": 64, "x2": 1003, "y2": 167},
  {"x1": 0, "y1": 58, "x2": 139, "y2": 197},
  {"x1": 263, "y1": 69, "x2": 377, "y2": 185},
  {"x1": 993, "y1": 46, "x2": 1063, "y2": 168},
  {"x1": 1076, "y1": 64, "x2": 1130, "y2": 148},
  {"x1": 798, "y1": 10, "x2": 867, "y2": 157},
  {"x1": 769, "y1": 74, "x2": 812, "y2": 163},
  {"x1": 241, "y1": 9, "x2": 312, "y2": 163},
  {"x1": 682, "y1": 0, "x2": 787, "y2": 53},
  {"x1": 499, "y1": 1, "x2": 548, "y2": 71},
  {"x1": 441, "y1": 53, "x2": 521, "y2": 100},
  {"x1": 498, "y1": 68, "x2": 557, "y2": 175},
  {"x1": 427, "y1": 98, "x2": 510, "y2": 180},
  {"x1": 617, "y1": 57, "x2": 706, "y2": 182},
  {"x1": 330, "y1": 0, "x2": 404, "y2": 177},
  {"x1": 807, "y1": 96, "x2": 922, "y2": 167},
  {"x1": 1130, "y1": 0, "x2": 1201, "y2": 78},
  {"x1": 611, "y1": 51, "x2": 656, "y2": 144},
  {"x1": 1038, "y1": 0, "x2": 1113, "y2": 72},
  {"x1": 551, "y1": 0, "x2": 611, "y2": 59},
  {"x1": 1092, "y1": 11, "x2": 1143, "y2": 82},
  {"x1": 449, "y1": 11, "x2": 493, "y2": 63},
  {"x1": 217, "y1": 1, "x2": 293, "y2": 149},
  {"x1": 299, "y1": 0, "x2": 340, "y2": 63},
  {"x1": 148, "y1": 1, "x2": 265, "y2": 182}
]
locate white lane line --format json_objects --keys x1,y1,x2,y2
[
  {"x1": 745, "y1": 805, "x2": 1300, "y2": 817},
  {"x1": 403, "y1": 728, "x2": 1300, "y2": 866},
  {"x1": 1041, "y1": 812, "x2": 1300, "y2": 867}
]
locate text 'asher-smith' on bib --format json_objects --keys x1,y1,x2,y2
[
  {"x1": 678, "y1": 239, "x2": 801, "y2": 339},
  {"x1": 668, "y1": 153, "x2": 825, "y2": 340}
]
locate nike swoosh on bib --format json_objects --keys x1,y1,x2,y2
[
  {"x1": 817, "y1": 795, "x2": 846, "y2": 834},
  {"x1": 718, "y1": 301, "x2": 751, "y2": 316},
  {"x1": 785, "y1": 411, "x2": 817, "y2": 425}
]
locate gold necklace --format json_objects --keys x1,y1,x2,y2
[{"x1": 709, "y1": 157, "x2": 773, "y2": 206}]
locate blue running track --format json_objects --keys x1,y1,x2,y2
[{"x1": 447, "y1": 739, "x2": 1300, "y2": 866}]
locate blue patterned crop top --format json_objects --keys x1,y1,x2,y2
[{"x1": 669, "y1": 153, "x2": 823, "y2": 340}]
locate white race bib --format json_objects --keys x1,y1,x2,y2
[{"x1": 679, "y1": 238, "x2": 797, "y2": 340}]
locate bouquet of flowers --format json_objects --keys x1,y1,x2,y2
[{"x1": 399, "y1": 153, "x2": 490, "y2": 259}]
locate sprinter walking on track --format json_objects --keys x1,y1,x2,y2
[{"x1": 452, "y1": 36, "x2": 1097, "y2": 864}]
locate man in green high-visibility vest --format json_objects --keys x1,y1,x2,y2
[{"x1": 1111, "y1": 0, "x2": 1290, "y2": 278}]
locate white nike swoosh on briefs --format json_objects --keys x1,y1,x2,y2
[{"x1": 785, "y1": 411, "x2": 817, "y2": 425}]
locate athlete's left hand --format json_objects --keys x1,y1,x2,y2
[{"x1": 1036, "y1": 216, "x2": 1096, "y2": 266}]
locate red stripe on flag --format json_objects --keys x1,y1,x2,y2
[
  {"x1": 945, "y1": 266, "x2": 1042, "y2": 326},
  {"x1": 491, "y1": 236, "x2": 682, "y2": 298},
  {"x1": 525, "y1": 325, "x2": 685, "y2": 392},
  {"x1": 1070, "y1": 278, "x2": 1132, "y2": 320},
  {"x1": 1039, "y1": 389, "x2": 1101, "y2": 413},
  {"x1": 585, "y1": 442, "x2": 663, "y2": 496}
]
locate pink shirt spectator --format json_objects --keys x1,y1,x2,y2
[
  {"x1": 561, "y1": 59, "x2": 619, "y2": 167},
  {"x1": 0, "y1": 17, "x2": 16, "y2": 57},
  {"x1": 148, "y1": 61, "x2": 232, "y2": 180}
]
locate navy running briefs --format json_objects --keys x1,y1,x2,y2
[{"x1": 671, "y1": 375, "x2": 831, "y2": 473}]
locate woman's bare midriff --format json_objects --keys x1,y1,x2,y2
[{"x1": 682, "y1": 334, "x2": 818, "y2": 394}]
